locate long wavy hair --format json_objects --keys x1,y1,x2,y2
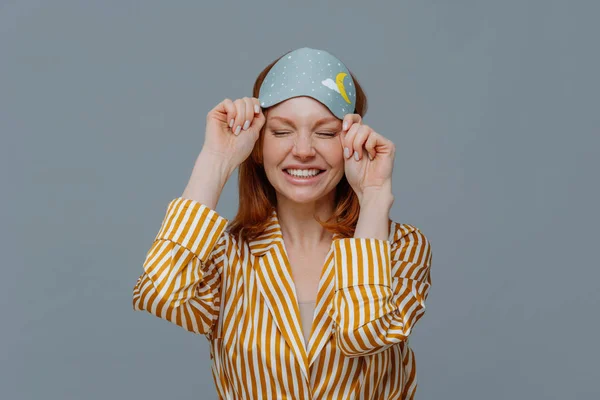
[{"x1": 227, "y1": 49, "x2": 369, "y2": 243}]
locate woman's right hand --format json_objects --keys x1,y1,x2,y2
[{"x1": 201, "y1": 97, "x2": 265, "y2": 170}]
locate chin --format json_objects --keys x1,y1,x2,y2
[{"x1": 280, "y1": 189, "x2": 323, "y2": 204}]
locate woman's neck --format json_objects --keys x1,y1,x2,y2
[{"x1": 275, "y1": 193, "x2": 335, "y2": 249}]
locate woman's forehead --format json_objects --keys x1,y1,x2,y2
[{"x1": 266, "y1": 97, "x2": 339, "y2": 126}]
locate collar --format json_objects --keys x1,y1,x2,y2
[{"x1": 248, "y1": 209, "x2": 344, "y2": 257}]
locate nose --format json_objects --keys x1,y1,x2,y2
[{"x1": 292, "y1": 134, "x2": 316, "y2": 159}]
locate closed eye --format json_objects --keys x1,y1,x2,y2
[{"x1": 272, "y1": 131, "x2": 337, "y2": 137}]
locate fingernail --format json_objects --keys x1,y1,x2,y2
[
  {"x1": 344, "y1": 147, "x2": 350, "y2": 158},
  {"x1": 254, "y1": 104, "x2": 260, "y2": 113},
  {"x1": 343, "y1": 121, "x2": 348, "y2": 130},
  {"x1": 229, "y1": 119, "x2": 234, "y2": 128},
  {"x1": 243, "y1": 120, "x2": 250, "y2": 130},
  {"x1": 235, "y1": 125, "x2": 241, "y2": 135},
  {"x1": 354, "y1": 151, "x2": 359, "y2": 161}
]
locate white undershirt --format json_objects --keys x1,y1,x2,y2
[{"x1": 297, "y1": 300, "x2": 317, "y2": 346}]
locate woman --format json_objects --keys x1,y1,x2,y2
[{"x1": 133, "y1": 47, "x2": 432, "y2": 399}]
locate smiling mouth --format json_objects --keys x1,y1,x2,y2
[{"x1": 283, "y1": 168, "x2": 326, "y2": 178}]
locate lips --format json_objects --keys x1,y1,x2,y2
[
  {"x1": 282, "y1": 165, "x2": 326, "y2": 171},
  {"x1": 282, "y1": 168, "x2": 326, "y2": 184},
  {"x1": 284, "y1": 169, "x2": 324, "y2": 178}
]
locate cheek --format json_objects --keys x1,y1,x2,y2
[
  {"x1": 324, "y1": 142, "x2": 344, "y2": 168},
  {"x1": 262, "y1": 136, "x2": 289, "y2": 167}
]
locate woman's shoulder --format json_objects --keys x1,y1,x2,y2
[{"x1": 219, "y1": 225, "x2": 261, "y2": 257}]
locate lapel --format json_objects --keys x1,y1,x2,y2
[{"x1": 249, "y1": 209, "x2": 343, "y2": 381}]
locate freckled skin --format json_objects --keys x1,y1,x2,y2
[{"x1": 262, "y1": 96, "x2": 345, "y2": 205}]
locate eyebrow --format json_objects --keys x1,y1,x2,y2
[{"x1": 268, "y1": 115, "x2": 339, "y2": 127}]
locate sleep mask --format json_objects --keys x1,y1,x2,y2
[{"x1": 258, "y1": 47, "x2": 356, "y2": 120}]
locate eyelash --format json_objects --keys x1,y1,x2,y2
[{"x1": 273, "y1": 131, "x2": 336, "y2": 137}]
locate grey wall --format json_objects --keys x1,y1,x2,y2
[{"x1": 2, "y1": 1, "x2": 598, "y2": 399}]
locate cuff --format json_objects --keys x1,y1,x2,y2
[
  {"x1": 333, "y1": 237, "x2": 392, "y2": 290},
  {"x1": 155, "y1": 197, "x2": 229, "y2": 263}
]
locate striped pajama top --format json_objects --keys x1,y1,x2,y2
[{"x1": 132, "y1": 197, "x2": 433, "y2": 399}]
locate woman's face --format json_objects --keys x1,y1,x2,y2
[{"x1": 261, "y1": 96, "x2": 345, "y2": 205}]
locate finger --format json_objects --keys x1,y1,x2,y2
[
  {"x1": 241, "y1": 97, "x2": 254, "y2": 131},
  {"x1": 342, "y1": 113, "x2": 362, "y2": 132},
  {"x1": 367, "y1": 133, "x2": 395, "y2": 159},
  {"x1": 232, "y1": 98, "x2": 246, "y2": 136},
  {"x1": 212, "y1": 98, "x2": 235, "y2": 127},
  {"x1": 364, "y1": 131, "x2": 379, "y2": 160},
  {"x1": 343, "y1": 122, "x2": 361, "y2": 158},
  {"x1": 351, "y1": 125, "x2": 372, "y2": 161},
  {"x1": 253, "y1": 97, "x2": 261, "y2": 115},
  {"x1": 250, "y1": 97, "x2": 265, "y2": 128}
]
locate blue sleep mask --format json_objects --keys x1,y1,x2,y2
[{"x1": 258, "y1": 47, "x2": 356, "y2": 120}]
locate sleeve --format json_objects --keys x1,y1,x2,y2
[
  {"x1": 328, "y1": 222, "x2": 432, "y2": 357},
  {"x1": 132, "y1": 197, "x2": 229, "y2": 338}
]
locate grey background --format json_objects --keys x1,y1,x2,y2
[{"x1": 2, "y1": 1, "x2": 598, "y2": 399}]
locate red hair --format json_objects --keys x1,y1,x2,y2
[{"x1": 228, "y1": 49, "x2": 369, "y2": 242}]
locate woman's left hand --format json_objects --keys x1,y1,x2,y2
[{"x1": 340, "y1": 114, "x2": 395, "y2": 204}]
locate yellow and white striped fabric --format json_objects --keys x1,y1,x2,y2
[{"x1": 133, "y1": 197, "x2": 432, "y2": 399}]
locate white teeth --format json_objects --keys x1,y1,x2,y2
[{"x1": 285, "y1": 168, "x2": 321, "y2": 177}]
